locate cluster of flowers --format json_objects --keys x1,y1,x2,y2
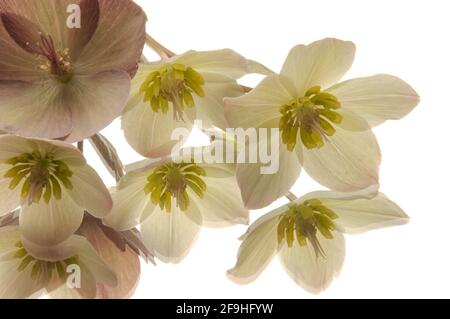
[{"x1": 0, "y1": 0, "x2": 419, "y2": 298}]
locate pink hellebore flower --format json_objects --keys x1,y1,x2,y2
[{"x1": 0, "y1": 0, "x2": 146, "y2": 142}]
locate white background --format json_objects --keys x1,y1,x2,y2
[{"x1": 85, "y1": 0, "x2": 450, "y2": 298}]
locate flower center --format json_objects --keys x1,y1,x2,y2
[
  {"x1": 13, "y1": 241, "x2": 79, "y2": 282},
  {"x1": 33, "y1": 34, "x2": 73, "y2": 83},
  {"x1": 4, "y1": 151, "x2": 73, "y2": 204},
  {"x1": 277, "y1": 199, "x2": 339, "y2": 257},
  {"x1": 144, "y1": 163, "x2": 207, "y2": 213},
  {"x1": 279, "y1": 86, "x2": 343, "y2": 151},
  {"x1": 139, "y1": 63, "x2": 205, "y2": 121}
]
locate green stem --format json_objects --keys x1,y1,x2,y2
[{"x1": 285, "y1": 191, "x2": 298, "y2": 202}]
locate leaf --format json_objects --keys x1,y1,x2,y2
[{"x1": 89, "y1": 133, "x2": 125, "y2": 182}]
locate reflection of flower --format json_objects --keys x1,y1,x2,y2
[
  {"x1": 225, "y1": 38, "x2": 420, "y2": 209},
  {"x1": 122, "y1": 49, "x2": 272, "y2": 157},
  {"x1": 105, "y1": 152, "x2": 249, "y2": 264},
  {"x1": 0, "y1": 226, "x2": 117, "y2": 299},
  {"x1": 0, "y1": 135, "x2": 112, "y2": 247},
  {"x1": 0, "y1": 0, "x2": 146, "y2": 142},
  {"x1": 228, "y1": 188, "x2": 409, "y2": 293}
]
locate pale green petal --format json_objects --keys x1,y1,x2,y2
[
  {"x1": 191, "y1": 175, "x2": 249, "y2": 228},
  {"x1": 227, "y1": 217, "x2": 279, "y2": 283},
  {"x1": 302, "y1": 126, "x2": 380, "y2": 192},
  {"x1": 175, "y1": 49, "x2": 253, "y2": 79},
  {"x1": 141, "y1": 201, "x2": 202, "y2": 264},
  {"x1": 327, "y1": 74, "x2": 420, "y2": 127},
  {"x1": 236, "y1": 133, "x2": 302, "y2": 209},
  {"x1": 0, "y1": 166, "x2": 21, "y2": 217},
  {"x1": 104, "y1": 173, "x2": 155, "y2": 231},
  {"x1": 0, "y1": 258, "x2": 44, "y2": 299},
  {"x1": 280, "y1": 38, "x2": 356, "y2": 97},
  {"x1": 67, "y1": 165, "x2": 112, "y2": 218},
  {"x1": 122, "y1": 90, "x2": 194, "y2": 158},
  {"x1": 225, "y1": 75, "x2": 292, "y2": 129},
  {"x1": 320, "y1": 192, "x2": 409, "y2": 234},
  {"x1": 278, "y1": 232, "x2": 345, "y2": 294},
  {"x1": 20, "y1": 192, "x2": 84, "y2": 247}
]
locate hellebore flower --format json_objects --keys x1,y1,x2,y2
[
  {"x1": 0, "y1": 0, "x2": 146, "y2": 142},
  {"x1": 0, "y1": 226, "x2": 117, "y2": 299},
  {"x1": 104, "y1": 151, "x2": 249, "y2": 263},
  {"x1": 49, "y1": 214, "x2": 151, "y2": 299},
  {"x1": 122, "y1": 49, "x2": 272, "y2": 157},
  {"x1": 0, "y1": 135, "x2": 112, "y2": 247},
  {"x1": 225, "y1": 38, "x2": 420, "y2": 209},
  {"x1": 228, "y1": 188, "x2": 409, "y2": 293}
]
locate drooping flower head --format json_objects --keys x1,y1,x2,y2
[
  {"x1": 0, "y1": 0, "x2": 146, "y2": 141},
  {"x1": 228, "y1": 188, "x2": 409, "y2": 293},
  {"x1": 122, "y1": 49, "x2": 272, "y2": 157},
  {"x1": 225, "y1": 38, "x2": 420, "y2": 209},
  {"x1": 105, "y1": 148, "x2": 249, "y2": 263},
  {"x1": 0, "y1": 226, "x2": 117, "y2": 299},
  {"x1": 0, "y1": 135, "x2": 112, "y2": 247}
]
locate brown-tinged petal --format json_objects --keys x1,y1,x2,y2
[{"x1": 77, "y1": 217, "x2": 141, "y2": 299}]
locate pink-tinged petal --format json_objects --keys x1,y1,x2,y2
[
  {"x1": 0, "y1": 13, "x2": 42, "y2": 55},
  {"x1": 64, "y1": 70, "x2": 131, "y2": 143},
  {"x1": 77, "y1": 219, "x2": 140, "y2": 299},
  {"x1": 67, "y1": 165, "x2": 113, "y2": 218},
  {"x1": 0, "y1": 80, "x2": 73, "y2": 140},
  {"x1": 75, "y1": 0, "x2": 146, "y2": 76},
  {"x1": 20, "y1": 192, "x2": 84, "y2": 247}
]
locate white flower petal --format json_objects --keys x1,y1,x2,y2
[
  {"x1": 122, "y1": 91, "x2": 194, "y2": 158},
  {"x1": 67, "y1": 165, "x2": 112, "y2": 218},
  {"x1": 278, "y1": 232, "x2": 345, "y2": 294},
  {"x1": 141, "y1": 202, "x2": 202, "y2": 264},
  {"x1": 104, "y1": 173, "x2": 155, "y2": 231},
  {"x1": 20, "y1": 192, "x2": 84, "y2": 246},
  {"x1": 320, "y1": 192, "x2": 409, "y2": 234},
  {"x1": 236, "y1": 134, "x2": 302, "y2": 209},
  {"x1": 194, "y1": 73, "x2": 244, "y2": 130},
  {"x1": 280, "y1": 38, "x2": 356, "y2": 97},
  {"x1": 225, "y1": 75, "x2": 292, "y2": 129},
  {"x1": 327, "y1": 74, "x2": 420, "y2": 127},
  {"x1": 0, "y1": 258, "x2": 43, "y2": 299},
  {"x1": 302, "y1": 126, "x2": 380, "y2": 192},
  {"x1": 0, "y1": 226, "x2": 20, "y2": 255},
  {"x1": 191, "y1": 175, "x2": 249, "y2": 227},
  {"x1": 227, "y1": 217, "x2": 279, "y2": 283},
  {"x1": 176, "y1": 49, "x2": 252, "y2": 79},
  {"x1": 0, "y1": 166, "x2": 21, "y2": 217}
]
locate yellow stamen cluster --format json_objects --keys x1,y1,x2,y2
[
  {"x1": 277, "y1": 199, "x2": 339, "y2": 257},
  {"x1": 13, "y1": 241, "x2": 79, "y2": 282},
  {"x1": 145, "y1": 163, "x2": 207, "y2": 213},
  {"x1": 279, "y1": 86, "x2": 343, "y2": 151},
  {"x1": 139, "y1": 63, "x2": 205, "y2": 120},
  {"x1": 4, "y1": 151, "x2": 73, "y2": 204}
]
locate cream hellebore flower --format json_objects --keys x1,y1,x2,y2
[
  {"x1": 228, "y1": 188, "x2": 409, "y2": 293},
  {"x1": 122, "y1": 49, "x2": 272, "y2": 157},
  {"x1": 0, "y1": 135, "x2": 112, "y2": 247},
  {"x1": 0, "y1": 0, "x2": 146, "y2": 142},
  {"x1": 104, "y1": 151, "x2": 249, "y2": 263},
  {"x1": 0, "y1": 226, "x2": 117, "y2": 299},
  {"x1": 225, "y1": 38, "x2": 420, "y2": 209}
]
